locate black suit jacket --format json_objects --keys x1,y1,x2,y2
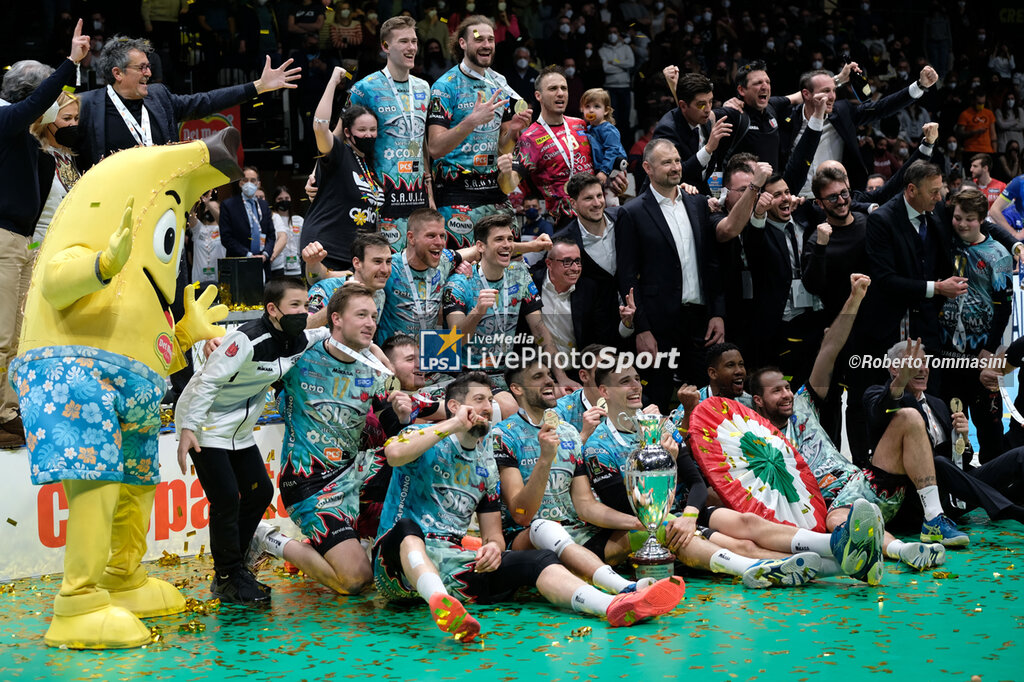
[
  {"x1": 553, "y1": 208, "x2": 628, "y2": 348},
  {"x1": 863, "y1": 194, "x2": 952, "y2": 349},
  {"x1": 76, "y1": 82, "x2": 255, "y2": 171},
  {"x1": 741, "y1": 214, "x2": 815, "y2": 338},
  {"x1": 616, "y1": 188, "x2": 724, "y2": 337},
  {"x1": 532, "y1": 268, "x2": 592, "y2": 350},
  {"x1": 780, "y1": 87, "x2": 918, "y2": 190},
  {"x1": 864, "y1": 379, "x2": 962, "y2": 462},
  {"x1": 219, "y1": 195, "x2": 275, "y2": 262},
  {"x1": 651, "y1": 107, "x2": 744, "y2": 193}
]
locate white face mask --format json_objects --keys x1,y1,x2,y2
[
  {"x1": 1008, "y1": 99, "x2": 1016, "y2": 108},
  {"x1": 559, "y1": 23, "x2": 571, "y2": 34},
  {"x1": 824, "y1": 34, "x2": 835, "y2": 43},
  {"x1": 584, "y1": 48, "x2": 593, "y2": 58},
  {"x1": 608, "y1": 33, "x2": 619, "y2": 44},
  {"x1": 623, "y1": 35, "x2": 631, "y2": 44},
  {"x1": 703, "y1": 11, "x2": 713, "y2": 22},
  {"x1": 655, "y1": 2, "x2": 664, "y2": 9},
  {"x1": 897, "y1": 71, "x2": 908, "y2": 78},
  {"x1": 497, "y1": 2, "x2": 506, "y2": 11},
  {"x1": 564, "y1": 66, "x2": 576, "y2": 77},
  {"x1": 794, "y1": 38, "x2": 802, "y2": 48},
  {"x1": 340, "y1": 9, "x2": 351, "y2": 18},
  {"x1": 685, "y1": 24, "x2": 694, "y2": 33},
  {"x1": 565, "y1": 9, "x2": 572, "y2": 18},
  {"x1": 577, "y1": 25, "x2": 586, "y2": 34},
  {"x1": 241, "y1": 181, "x2": 258, "y2": 198},
  {"x1": 465, "y1": 2, "x2": 475, "y2": 11},
  {"x1": 516, "y1": 58, "x2": 528, "y2": 69},
  {"x1": 40, "y1": 100, "x2": 59, "y2": 126},
  {"x1": 948, "y1": 141, "x2": 958, "y2": 151},
  {"x1": 812, "y1": 60, "x2": 823, "y2": 69},
  {"x1": 766, "y1": 40, "x2": 775, "y2": 50}
]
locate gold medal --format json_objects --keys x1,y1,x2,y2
[
  {"x1": 949, "y1": 398, "x2": 962, "y2": 414},
  {"x1": 385, "y1": 375, "x2": 401, "y2": 393},
  {"x1": 514, "y1": 98, "x2": 528, "y2": 115},
  {"x1": 408, "y1": 139, "x2": 420, "y2": 156},
  {"x1": 596, "y1": 398, "x2": 607, "y2": 411},
  {"x1": 543, "y1": 409, "x2": 560, "y2": 428},
  {"x1": 949, "y1": 398, "x2": 966, "y2": 458}
]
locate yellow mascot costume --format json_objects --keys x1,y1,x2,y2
[{"x1": 10, "y1": 128, "x2": 242, "y2": 649}]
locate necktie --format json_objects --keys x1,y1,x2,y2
[
  {"x1": 917, "y1": 214, "x2": 928, "y2": 243},
  {"x1": 246, "y1": 198, "x2": 261, "y2": 254},
  {"x1": 784, "y1": 222, "x2": 801, "y2": 278}
]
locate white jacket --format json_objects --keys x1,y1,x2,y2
[{"x1": 176, "y1": 316, "x2": 329, "y2": 449}]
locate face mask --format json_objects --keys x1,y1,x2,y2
[
  {"x1": 978, "y1": 34, "x2": 986, "y2": 41},
  {"x1": 766, "y1": 40, "x2": 775, "y2": 50},
  {"x1": 898, "y1": 147, "x2": 909, "y2": 158},
  {"x1": 352, "y1": 134, "x2": 376, "y2": 159},
  {"x1": 564, "y1": 9, "x2": 572, "y2": 18},
  {"x1": 584, "y1": 48, "x2": 593, "y2": 58},
  {"x1": 703, "y1": 11, "x2": 713, "y2": 22},
  {"x1": 794, "y1": 38, "x2": 802, "y2": 48},
  {"x1": 40, "y1": 100, "x2": 59, "y2": 126},
  {"x1": 577, "y1": 25, "x2": 586, "y2": 34},
  {"x1": 948, "y1": 82, "x2": 957, "y2": 89},
  {"x1": 720, "y1": 42, "x2": 728, "y2": 51},
  {"x1": 559, "y1": 23, "x2": 571, "y2": 34},
  {"x1": 438, "y1": 1, "x2": 446, "y2": 8},
  {"x1": 93, "y1": 20, "x2": 103, "y2": 30},
  {"x1": 92, "y1": 40, "x2": 104, "y2": 51},
  {"x1": 278, "y1": 312, "x2": 308, "y2": 338},
  {"x1": 368, "y1": 12, "x2": 377, "y2": 20},
  {"x1": 655, "y1": 2, "x2": 664, "y2": 10},
  {"x1": 812, "y1": 60, "x2": 823, "y2": 69},
  {"x1": 53, "y1": 124, "x2": 81, "y2": 148},
  {"x1": 516, "y1": 58, "x2": 529, "y2": 69},
  {"x1": 275, "y1": 199, "x2": 291, "y2": 212},
  {"x1": 340, "y1": 9, "x2": 351, "y2": 18},
  {"x1": 608, "y1": 33, "x2": 619, "y2": 44},
  {"x1": 948, "y1": 141, "x2": 958, "y2": 151},
  {"x1": 525, "y1": 207, "x2": 539, "y2": 220},
  {"x1": 564, "y1": 66, "x2": 576, "y2": 77},
  {"x1": 498, "y1": 2, "x2": 507, "y2": 11},
  {"x1": 685, "y1": 24, "x2": 694, "y2": 33},
  {"x1": 241, "y1": 181, "x2": 258, "y2": 198},
  {"x1": 897, "y1": 71, "x2": 908, "y2": 79},
  {"x1": 760, "y1": 26, "x2": 769, "y2": 35},
  {"x1": 465, "y1": 2, "x2": 475, "y2": 11},
  {"x1": 722, "y1": 0, "x2": 730, "y2": 7},
  {"x1": 1008, "y1": 99, "x2": 1016, "y2": 108},
  {"x1": 427, "y1": 9, "x2": 437, "y2": 18},
  {"x1": 862, "y1": 2, "x2": 870, "y2": 10},
  {"x1": 824, "y1": 34, "x2": 834, "y2": 43}
]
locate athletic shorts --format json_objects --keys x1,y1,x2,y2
[
  {"x1": 830, "y1": 463, "x2": 908, "y2": 523},
  {"x1": 284, "y1": 469, "x2": 360, "y2": 555}
]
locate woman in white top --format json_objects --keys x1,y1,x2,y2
[
  {"x1": 28, "y1": 91, "x2": 81, "y2": 256},
  {"x1": 269, "y1": 186, "x2": 304, "y2": 279}
]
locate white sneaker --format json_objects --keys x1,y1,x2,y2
[{"x1": 245, "y1": 521, "x2": 280, "y2": 576}]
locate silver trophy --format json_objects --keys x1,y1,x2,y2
[{"x1": 623, "y1": 413, "x2": 678, "y2": 581}]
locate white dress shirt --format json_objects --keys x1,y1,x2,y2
[
  {"x1": 650, "y1": 185, "x2": 702, "y2": 305},
  {"x1": 578, "y1": 214, "x2": 617, "y2": 275},
  {"x1": 541, "y1": 276, "x2": 576, "y2": 354}
]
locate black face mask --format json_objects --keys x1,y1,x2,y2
[
  {"x1": 53, "y1": 124, "x2": 81, "y2": 149},
  {"x1": 275, "y1": 199, "x2": 292, "y2": 212},
  {"x1": 278, "y1": 312, "x2": 308, "y2": 338},
  {"x1": 351, "y1": 134, "x2": 376, "y2": 160}
]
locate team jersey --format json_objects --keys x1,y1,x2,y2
[
  {"x1": 279, "y1": 341, "x2": 388, "y2": 482},
  {"x1": 442, "y1": 261, "x2": 541, "y2": 368},
  {"x1": 516, "y1": 117, "x2": 594, "y2": 221},
  {"x1": 492, "y1": 411, "x2": 587, "y2": 530},
  {"x1": 554, "y1": 388, "x2": 592, "y2": 432},
  {"x1": 377, "y1": 248, "x2": 461, "y2": 342},
  {"x1": 306, "y1": 276, "x2": 385, "y2": 315},
  {"x1": 428, "y1": 64, "x2": 516, "y2": 207},
  {"x1": 999, "y1": 175, "x2": 1024, "y2": 229},
  {"x1": 787, "y1": 386, "x2": 858, "y2": 507},
  {"x1": 190, "y1": 221, "x2": 224, "y2": 283},
  {"x1": 940, "y1": 236, "x2": 1012, "y2": 356},
  {"x1": 349, "y1": 70, "x2": 430, "y2": 218},
  {"x1": 978, "y1": 178, "x2": 1007, "y2": 208},
  {"x1": 582, "y1": 419, "x2": 635, "y2": 493},
  {"x1": 377, "y1": 425, "x2": 501, "y2": 541},
  {"x1": 271, "y1": 213, "x2": 303, "y2": 274},
  {"x1": 666, "y1": 386, "x2": 753, "y2": 431}
]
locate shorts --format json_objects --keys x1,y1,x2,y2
[
  {"x1": 10, "y1": 345, "x2": 166, "y2": 485},
  {"x1": 438, "y1": 202, "x2": 514, "y2": 249},
  {"x1": 378, "y1": 215, "x2": 411, "y2": 254},
  {"x1": 373, "y1": 518, "x2": 427, "y2": 602},
  {"x1": 284, "y1": 468, "x2": 362, "y2": 555},
  {"x1": 581, "y1": 527, "x2": 617, "y2": 561},
  {"x1": 830, "y1": 463, "x2": 908, "y2": 523}
]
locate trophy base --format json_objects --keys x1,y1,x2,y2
[{"x1": 629, "y1": 554, "x2": 675, "y2": 582}]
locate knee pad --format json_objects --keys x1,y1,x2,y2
[{"x1": 529, "y1": 519, "x2": 575, "y2": 557}]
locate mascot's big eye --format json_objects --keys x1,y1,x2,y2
[{"x1": 153, "y1": 209, "x2": 179, "y2": 263}]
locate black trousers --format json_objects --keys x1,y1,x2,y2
[
  {"x1": 939, "y1": 366, "x2": 1004, "y2": 465},
  {"x1": 642, "y1": 304, "x2": 711, "y2": 413},
  {"x1": 191, "y1": 444, "x2": 275, "y2": 573}
]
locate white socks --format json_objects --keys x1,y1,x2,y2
[
  {"x1": 571, "y1": 585, "x2": 614, "y2": 617},
  {"x1": 709, "y1": 549, "x2": 757, "y2": 576},
  {"x1": 885, "y1": 539, "x2": 906, "y2": 560},
  {"x1": 416, "y1": 573, "x2": 448, "y2": 602},
  {"x1": 591, "y1": 565, "x2": 632, "y2": 593},
  {"x1": 263, "y1": 530, "x2": 291, "y2": 559},
  {"x1": 918, "y1": 485, "x2": 944, "y2": 520},
  {"x1": 791, "y1": 528, "x2": 833, "y2": 556}
]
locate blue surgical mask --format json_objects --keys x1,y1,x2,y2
[
  {"x1": 525, "y1": 207, "x2": 539, "y2": 220},
  {"x1": 241, "y1": 181, "x2": 258, "y2": 198}
]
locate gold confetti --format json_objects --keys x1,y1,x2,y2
[
  {"x1": 931, "y1": 571, "x2": 958, "y2": 579},
  {"x1": 432, "y1": 429, "x2": 450, "y2": 439},
  {"x1": 570, "y1": 626, "x2": 592, "y2": 638},
  {"x1": 148, "y1": 626, "x2": 162, "y2": 643},
  {"x1": 6, "y1": 518, "x2": 16, "y2": 527},
  {"x1": 183, "y1": 542, "x2": 189, "y2": 552},
  {"x1": 176, "y1": 506, "x2": 183, "y2": 518},
  {"x1": 186, "y1": 530, "x2": 196, "y2": 537}
]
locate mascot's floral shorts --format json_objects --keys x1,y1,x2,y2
[{"x1": 9, "y1": 346, "x2": 165, "y2": 485}]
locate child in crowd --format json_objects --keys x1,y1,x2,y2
[
  {"x1": 581, "y1": 88, "x2": 627, "y2": 206},
  {"x1": 939, "y1": 187, "x2": 1012, "y2": 465}
]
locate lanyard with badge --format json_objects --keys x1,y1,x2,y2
[
  {"x1": 382, "y1": 68, "x2": 422, "y2": 156},
  {"x1": 402, "y1": 251, "x2": 436, "y2": 329},
  {"x1": 325, "y1": 336, "x2": 400, "y2": 392},
  {"x1": 106, "y1": 85, "x2": 153, "y2": 146},
  {"x1": 459, "y1": 64, "x2": 527, "y2": 115},
  {"x1": 538, "y1": 118, "x2": 577, "y2": 173}
]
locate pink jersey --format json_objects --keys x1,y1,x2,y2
[{"x1": 516, "y1": 117, "x2": 595, "y2": 220}]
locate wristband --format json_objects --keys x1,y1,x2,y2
[
  {"x1": 682, "y1": 511, "x2": 699, "y2": 518},
  {"x1": 748, "y1": 183, "x2": 763, "y2": 192},
  {"x1": 313, "y1": 116, "x2": 330, "y2": 125}
]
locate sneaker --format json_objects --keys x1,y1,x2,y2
[
  {"x1": 245, "y1": 521, "x2": 280, "y2": 577},
  {"x1": 830, "y1": 498, "x2": 884, "y2": 585},
  {"x1": 741, "y1": 552, "x2": 821, "y2": 589},
  {"x1": 428, "y1": 593, "x2": 480, "y2": 643},
  {"x1": 211, "y1": 569, "x2": 271, "y2": 604},
  {"x1": 897, "y1": 541, "x2": 946, "y2": 570},
  {"x1": 606, "y1": 575, "x2": 686, "y2": 627},
  {"x1": 920, "y1": 514, "x2": 970, "y2": 548},
  {"x1": 618, "y1": 577, "x2": 658, "y2": 594}
]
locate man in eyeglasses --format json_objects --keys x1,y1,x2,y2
[
  {"x1": 533, "y1": 237, "x2": 635, "y2": 357},
  {"x1": 76, "y1": 35, "x2": 301, "y2": 171}
]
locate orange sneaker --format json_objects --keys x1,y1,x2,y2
[
  {"x1": 429, "y1": 593, "x2": 480, "y2": 643},
  {"x1": 606, "y1": 575, "x2": 686, "y2": 627}
]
